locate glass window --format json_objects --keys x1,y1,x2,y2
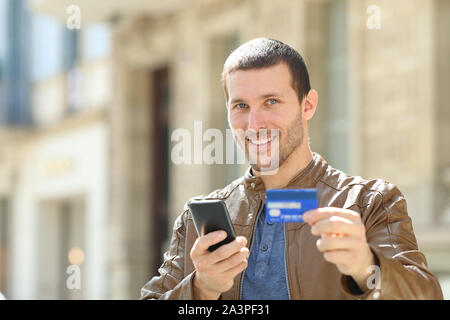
[
  {"x1": 0, "y1": 0, "x2": 6, "y2": 68},
  {"x1": 63, "y1": 28, "x2": 82, "y2": 114},
  {"x1": 82, "y1": 23, "x2": 112, "y2": 61},
  {"x1": 0, "y1": 0, "x2": 5, "y2": 124},
  {"x1": 63, "y1": 29, "x2": 79, "y2": 71},
  {"x1": 30, "y1": 13, "x2": 64, "y2": 82},
  {"x1": 3, "y1": 0, "x2": 31, "y2": 125}
]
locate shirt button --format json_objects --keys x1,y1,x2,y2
[
  {"x1": 250, "y1": 182, "x2": 255, "y2": 189},
  {"x1": 261, "y1": 244, "x2": 268, "y2": 251}
]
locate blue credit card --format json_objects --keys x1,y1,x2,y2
[{"x1": 266, "y1": 189, "x2": 318, "y2": 223}]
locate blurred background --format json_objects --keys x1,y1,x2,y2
[{"x1": 0, "y1": 0, "x2": 449, "y2": 299}]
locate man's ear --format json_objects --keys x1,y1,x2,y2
[{"x1": 302, "y1": 89, "x2": 318, "y2": 121}]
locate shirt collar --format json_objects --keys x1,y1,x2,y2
[{"x1": 243, "y1": 152, "x2": 328, "y2": 191}]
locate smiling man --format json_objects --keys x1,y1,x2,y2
[{"x1": 141, "y1": 38, "x2": 443, "y2": 300}]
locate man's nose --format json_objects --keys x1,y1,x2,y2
[{"x1": 247, "y1": 107, "x2": 267, "y2": 132}]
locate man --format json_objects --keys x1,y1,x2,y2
[{"x1": 141, "y1": 38, "x2": 443, "y2": 300}]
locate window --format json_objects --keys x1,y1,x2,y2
[
  {"x1": 63, "y1": 28, "x2": 82, "y2": 113},
  {"x1": 30, "y1": 14, "x2": 64, "y2": 82},
  {"x1": 82, "y1": 23, "x2": 111, "y2": 61},
  {"x1": 0, "y1": 0, "x2": 5, "y2": 80},
  {"x1": 63, "y1": 28, "x2": 79, "y2": 71},
  {"x1": 2, "y1": 0, "x2": 31, "y2": 125}
]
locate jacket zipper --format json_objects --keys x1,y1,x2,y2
[
  {"x1": 238, "y1": 199, "x2": 263, "y2": 299},
  {"x1": 284, "y1": 223, "x2": 292, "y2": 300}
]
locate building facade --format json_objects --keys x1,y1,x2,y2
[{"x1": 0, "y1": 0, "x2": 112, "y2": 299}]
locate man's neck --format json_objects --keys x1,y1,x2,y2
[{"x1": 254, "y1": 144, "x2": 313, "y2": 190}]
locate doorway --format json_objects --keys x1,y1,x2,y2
[
  {"x1": 0, "y1": 197, "x2": 10, "y2": 298},
  {"x1": 37, "y1": 196, "x2": 85, "y2": 299},
  {"x1": 150, "y1": 67, "x2": 170, "y2": 275}
]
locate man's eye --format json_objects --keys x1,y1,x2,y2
[
  {"x1": 267, "y1": 99, "x2": 278, "y2": 105},
  {"x1": 236, "y1": 103, "x2": 248, "y2": 109}
]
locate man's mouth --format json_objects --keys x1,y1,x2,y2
[
  {"x1": 248, "y1": 136, "x2": 273, "y2": 145},
  {"x1": 247, "y1": 135, "x2": 277, "y2": 152}
]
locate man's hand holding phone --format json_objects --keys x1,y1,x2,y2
[{"x1": 190, "y1": 231, "x2": 249, "y2": 300}]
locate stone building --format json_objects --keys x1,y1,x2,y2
[
  {"x1": 0, "y1": 0, "x2": 112, "y2": 299},
  {"x1": 0, "y1": 0, "x2": 448, "y2": 299}
]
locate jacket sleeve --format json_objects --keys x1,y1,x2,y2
[
  {"x1": 140, "y1": 209, "x2": 197, "y2": 300},
  {"x1": 341, "y1": 182, "x2": 443, "y2": 300}
]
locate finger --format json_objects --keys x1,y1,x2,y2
[
  {"x1": 325, "y1": 232, "x2": 345, "y2": 238},
  {"x1": 322, "y1": 249, "x2": 353, "y2": 265},
  {"x1": 213, "y1": 246, "x2": 250, "y2": 273},
  {"x1": 311, "y1": 216, "x2": 365, "y2": 237},
  {"x1": 192, "y1": 230, "x2": 228, "y2": 257},
  {"x1": 208, "y1": 236, "x2": 247, "y2": 265},
  {"x1": 303, "y1": 207, "x2": 361, "y2": 225},
  {"x1": 221, "y1": 259, "x2": 248, "y2": 281},
  {"x1": 316, "y1": 236, "x2": 359, "y2": 253}
]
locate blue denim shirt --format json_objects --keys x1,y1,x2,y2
[{"x1": 241, "y1": 205, "x2": 290, "y2": 300}]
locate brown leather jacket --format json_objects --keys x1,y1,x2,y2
[{"x1": 141, "y1": 153, "x2": 443, "y2": 300}]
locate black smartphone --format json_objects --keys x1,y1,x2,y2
[{"x1": 187, "y1": 199, "x2": 237, "y2": 252}]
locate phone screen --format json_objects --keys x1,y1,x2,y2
[{"x1": 188, "y1": 200, "x2": 236, "y2": 251}]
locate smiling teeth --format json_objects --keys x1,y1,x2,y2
[{"x1": 250, "y1": 137, "x2": 273, "y2": 145}]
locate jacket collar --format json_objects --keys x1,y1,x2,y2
[{"x1": 243, "y1": 152, "x2": 328, "y2": 191}]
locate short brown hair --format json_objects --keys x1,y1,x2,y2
[{"x1": 222, "y1": 38, "x2": 311, "y2": 105}]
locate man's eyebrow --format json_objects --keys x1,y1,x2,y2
[
  {"x1": 229, "y1": 98, "x2": 246, "y2": 105},
  {"x1": 259, "y1": 92, "x2": 285, "y2": 99},
  {"x1": 229, "y1": 93, "x2": 285, "y2": 105}
]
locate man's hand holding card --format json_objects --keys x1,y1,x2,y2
[{"x1": 266, "y1": 189, "x2": 376, "y2": 292}]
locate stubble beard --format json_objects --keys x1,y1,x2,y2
[{"x1": 234, "y1": 111, "x2": 305, "y2": 173}]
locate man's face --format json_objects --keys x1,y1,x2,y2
[{"x1": 226, "y1": 62, "x2": 306, "y2": 173}]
